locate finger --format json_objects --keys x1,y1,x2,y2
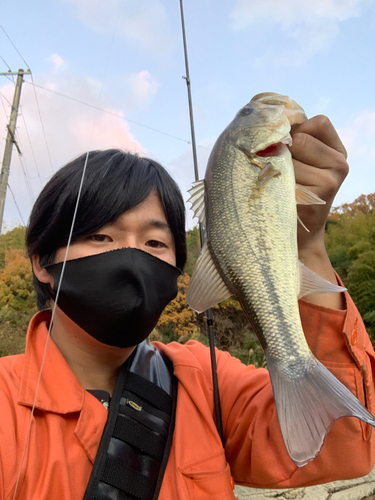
[
  {"x1": 290, "y1": 115, "x2": 347, "y2": 158},
  {"x1": 293, "y1": 160, "x2": 346, "y2": 201},
  {"x1": 290, "y1": 133, "x2": 349, "y2": 176}
]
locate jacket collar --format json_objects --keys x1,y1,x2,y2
[{"x1": 18, "y1": 310, "x2": 85, "y2": 414}]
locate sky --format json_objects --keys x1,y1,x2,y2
[{"x1": 1, "y1": 0, "x2": 375, "y2": 231}]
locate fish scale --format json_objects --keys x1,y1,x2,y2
[
  {"x1": 186, "y1": 92, "x2": 375, "y2": 467},
  {"x1": 208, "y1": 141, "x2": 307, "y2": 366}
]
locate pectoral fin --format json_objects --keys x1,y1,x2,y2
[
  {"x1": 295, "y1": 184, "x2": 326, "y2": 205},
  {"x1": 186, "y1": 244, "x2": 232, "y2": 313},
  {"x1": 258, "y1": 162, "x2": 281, "y2": 186},
  {"x1": 187, "y1": 180, "x2": 206, "y2": 226},
  {"x1": 298, "y1": 260, "x2": 346, "y2": 299}
]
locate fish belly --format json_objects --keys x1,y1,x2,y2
[{"x1": 207, "y1": 148, "x2": 310, "y2": 368}]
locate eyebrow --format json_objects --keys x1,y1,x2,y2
[{"x1": 147, "y1": 219, "x2": 172, "y2": 234}]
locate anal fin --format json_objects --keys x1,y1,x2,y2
[
  {"x1": 186, "y1": 244, "x2": 232, "y2": 313},
  {"x1": 298, "y1": 260, "x2": 346, "y2": 299}
]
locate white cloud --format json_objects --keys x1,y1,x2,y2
[
  {"x1": 128, "y1": 71, "x2": 159, "y2": 105},
  {"x1": 230, "y1": 0, "x2": 371, "y2": 64},
  {"x1": 309, "y1": 96, "x2": 334, "y2": 116},
  {"x1": 49, "y1": 53, "x2": 65, "y2": 70},
  {"x1": 335, "y1": 110, "x2": 375, "y2": 204},
  {"x1": 0, "y1": 64, "x2": 144, "y2": 226},
  {"x1": 64, "y1": 0, "x2": 172, "y2": 54},
  {"x1": 230, "y1": 0, "x2": 367, "y2": 30}
]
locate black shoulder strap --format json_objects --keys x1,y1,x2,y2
[{"x1": 83, "y1": 341, "x2": 177, "y2": 500}]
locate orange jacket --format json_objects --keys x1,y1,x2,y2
[{"x1": 0, "y1": 291, "x2": 374, "y2": 500}]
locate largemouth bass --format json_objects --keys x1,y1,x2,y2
[{"x1": 186, "y1": 92, "x2": 375, "y2": 467}]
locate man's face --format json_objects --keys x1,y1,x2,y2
[{"x1": 54, "y1": 189, "x2": 177, "y2": 267}]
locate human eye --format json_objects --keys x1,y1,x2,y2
[
  {"x1": 146, "y1": 239, "x2": 166, "y2": 249},
  {"x1": 88, "y1": 234, "x2": 113, "y2": 243}
]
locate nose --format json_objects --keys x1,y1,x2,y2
[{"x1": 116, "y1": 235, "x2": 139, "y2": 250}]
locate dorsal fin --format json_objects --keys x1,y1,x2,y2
[{"x1": 187, "y1": 180, "x2": 206, "y2": 226}]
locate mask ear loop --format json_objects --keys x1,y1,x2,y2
[{"x1": 11, "y1": 4, "x2": 122, "y2": 497}]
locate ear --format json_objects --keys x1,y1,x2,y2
[{"x1": 31, "y1": 255, "x2": 53, "y2": 286}]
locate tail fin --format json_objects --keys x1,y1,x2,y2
[{"x1": 266, "y1": 353, "x2": 375, "y2": 467}]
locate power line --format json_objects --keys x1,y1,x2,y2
[
  {"x1": 0, "y1": 93, "x2": 10, "y2": 123},
  {"x1": 24, "y1": 80, "x2": 211, "y2": 151},
  {"x1": 19, "y1": 107, "x2": 43, "y2": 185},
  {"x1": 0, "y1": 91, "x2": 12, "y2": 108},
  {"x1": 0, "y1": 25, "x2": 30, "y2": 69},
  {"x1": 0, "y1": 55, "x2": 12, "y2": 72},
  {"x1": 7, "y1": 183, "x2": 25, "y2": 225},
  {"x1": 15, "y1": 137, "x2": 34, "y2": 202},
  {"x1": 2, "y1": 74, "x2": 16, "y2": 85},
  {"x1": 29, "y1": 74, "x2": 54, "y2": 173}
]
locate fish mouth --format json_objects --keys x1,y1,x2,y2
[
  {"x1": 256, "y1": 142, "x2": 284, "y2": 157},
  {"x1": 251, "y1": 134, "x2": 292, "y2": 158}
]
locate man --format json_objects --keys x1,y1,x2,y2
[{"x1": 0, "y1": 116, "x2": 373, "y2": 499}]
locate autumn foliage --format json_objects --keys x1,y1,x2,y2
[
  {"x1": 0, "y1": 249, "x2": 36, "y2": 312},
  {"x1": 0, "y1": 234, "x2": 37, "y2": 356},
  {"x1": 156, "y1": 273, "x2": 199, "y2": 343},
  {"x1": 1, "y1": 192, "x2": 374, "y2": 363}
]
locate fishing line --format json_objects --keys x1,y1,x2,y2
[{"x1": 11, "y1": 1, "x2": 123, "y2": 497}]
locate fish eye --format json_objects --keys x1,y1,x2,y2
[{"x1": 240, "y1": 107, "x2": 253, "y2": 116}]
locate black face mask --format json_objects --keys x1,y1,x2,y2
[{"x1": 44, "y1": 247, "x2": 181, "y2": 348}]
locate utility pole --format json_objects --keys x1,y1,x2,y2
[{"x1": 0, "y1": 68, "x2": 30, "y2": 234}]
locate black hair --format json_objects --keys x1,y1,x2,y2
[{"x1": 26, "y1": 150, "x2": 186, "y2": 309}]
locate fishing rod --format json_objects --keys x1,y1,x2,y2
[{"x1": 179, "y1": 0, "x2": 224, "y2": 446}]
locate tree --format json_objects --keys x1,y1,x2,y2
[
  {"x1": 0, "y1": 248, "x2": 37, "y2": 356},
  {"x1": 326, "y1": 193, "x2": 375, "y2": 343},
  {"x1": 0, "y1": 249, "x2": 36, "y2": 312},
  {"x1": 156, "y1": 273, "x2": 200, "y2": 343},
  {"x1": 0, "y1": 226, "x2": 27, "y2": 268},
  {"x1": 331, "y1": 193, "x2": 375, "y2": 216},
  {"x1": 184, "y1": 226, "x2": 201, "y2": 276},
  {"x1": 326, "y1": 194, "x2": 375, "y2": 280},
  {"x1": 346, "y1": 250, "x2": 375, "y2": 341}
]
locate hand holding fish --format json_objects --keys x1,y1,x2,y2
[{"x1": 290, "y1": 115, "x2": 349, "y2": 309}]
